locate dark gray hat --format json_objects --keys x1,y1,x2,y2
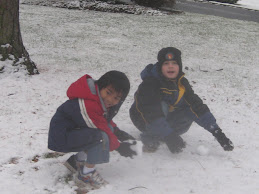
[{"x1": 157, "y1": 47, "x2": 182, "y2": 72}]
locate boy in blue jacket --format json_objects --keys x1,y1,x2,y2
[
  {"x1": 48, "y1": 71, "x2": 136, "y2": 191},
  {"x1": 130, "y1": 47, "x2": 234, "y2": 153}
]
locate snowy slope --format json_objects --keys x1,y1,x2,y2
[{"x1": 0, "y1": 3, "x2": 259, "y2": 194}]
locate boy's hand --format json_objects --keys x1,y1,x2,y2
[
  {"x1": 114, "y1": 127, "x2": 135, "y2": 142},
  {"x1": 116, "y1": 140, "x2": 137, "y2": 158},
  {"x1": 212, "y1": 128, "x2": 234, "y2": 151}
]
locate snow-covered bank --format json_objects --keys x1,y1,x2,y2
[
  {"x1": 0, "y1": 4, "x2": 258, "y2": 194},
  {"x1": 238, "y1": 0, "x2": 259, "y2": 10}
]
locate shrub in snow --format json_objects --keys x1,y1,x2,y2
[
  {"x1": 207, "y1": 0, "x2": 239, "y2": 4},
  {"x1": 22, "y1": 0, "x2": 172, "y2": 15}
]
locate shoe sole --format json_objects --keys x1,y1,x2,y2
[
  {"x1": 76, "y1": 187, "x2": 90, "y2": 194},
  {"x1": 142, "y1": 146, "x2": 158, "y2": 153},
  {"x1": 75, "y1": 174, "x2": 108, "y2": 190},
  {"x1": 75, "y1": 176, "x2": 98, "y2": 190}
]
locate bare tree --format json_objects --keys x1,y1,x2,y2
[{"x1": 0, "y1": 0, "x2": 38, "y2": 75}]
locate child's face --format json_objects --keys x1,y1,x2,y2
[
  {"x1": 100, "y1": 85, "x2": 123, "y2": 108},
  {"x1": 161, "y1": 61, "x2": 179, "y2": 79}
]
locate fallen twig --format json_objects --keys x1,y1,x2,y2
[
  {"x1": 199, "y1": 66, "x2": 209, "y2": 72},
  {"x1": 194, "y1": 158, "x2": 206, "y2": 171},
  {"x1": 129, "y1": 186, "x2": 148, "y2": 191}
]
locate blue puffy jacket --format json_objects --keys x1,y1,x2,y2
[{"x1": 130, "y1": 63, "x2": 219, "y2": 138}]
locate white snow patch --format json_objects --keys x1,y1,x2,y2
[
  {"x1": 130, "y1": 140, "x2": 143, "y2": 157},
  {"x1": 238, "y1": 0, "x2": 259, "y2": 10}
]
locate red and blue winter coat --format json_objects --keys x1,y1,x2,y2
[{"x1": 48, "y1": 74, "x2": 122, "y2": 153}]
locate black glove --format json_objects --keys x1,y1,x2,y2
[
  {"x1": 114, "y1": 128, "x2": 135, "y2": 142},
  {"x1": 116, "y1": 141, "x2": 137, "y2": 158},
  {"x1": 212, "y1": 128, "x2": 234, "y2": 151},
  {"x1": 164, "y1": 132, "x2": 186, "y2": 153}
]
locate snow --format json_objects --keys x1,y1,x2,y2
[
  {"x1": 129, "y1": 140, "x2": 143, "y2": 156},
  {"x1": 196, "y1": 145, "x2": 210, "y2": 156},
  {"x1": 238, "y1": 0, "x2": 259, "y2": 10},
  {"x1": 0, "y1": 2, "x2": 259, "y2": 194}
]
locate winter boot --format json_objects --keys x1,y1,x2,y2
[
  {"x1": 64, "y1": 154, "x2": 84, "y2": 173},
  {"x1": 164, "y1": 132, "x2": 186, "y2": 153},
  {"x1": 75, "y1": 166, "x2": 108, "y2": 191},
  {"x1": 141, "y1": 138, "x2": 160, "y2": 153}
]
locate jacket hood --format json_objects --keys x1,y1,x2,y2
[
  {"x1": 67, "y1": 74, "x2": 123, "y2": 122},
  {"x1": 67, "y1": 74, "x2": 99, "y2": 101},
  {"x1": 140, "y1": 63, "x2": 160, "y2": 80}
]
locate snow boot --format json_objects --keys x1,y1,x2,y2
[
  {"x1": 75, "y1": 167, "x2": 108, "y2": 191},
  {"x1": 64, "y1": 154, "x2": 84, "y2": 173},
  {"x1": 164, "y1": 132, "x2": 186, "y2": 153}
]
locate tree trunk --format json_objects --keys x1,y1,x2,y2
[{"x1": 0, "y1": 0, "x2": 38, "y2": 75}]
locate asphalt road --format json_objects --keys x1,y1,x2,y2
[{"x1": 174, "y1": 0, "x2": 259, "y2": 23}]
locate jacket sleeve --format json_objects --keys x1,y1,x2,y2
[
  {"x1": 182, "y1": 77, "x2": 210, "y2": 117},
  {"x1": 81, "y1": 99, "x2": 120, "y2": 151},
  {"x1": 135, "y1": 77, "x2": 165, "y2": 124},
  {"x1": 109, "y1": 120, "x2": 117, "y2": 128},
  {"x1": 182, "y1": 78, "x2": 219, "y2": 132}
]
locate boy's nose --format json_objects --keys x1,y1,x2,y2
[{"x1": 106, "y1": 97, "x2": 114, "y2": 106}]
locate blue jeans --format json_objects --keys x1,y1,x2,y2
[{"x1": 76, "y1": 124, "x2": 113, "y2": 164}]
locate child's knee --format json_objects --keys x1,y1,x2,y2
[
  {"x1": 175, "y1": 122, "x2": 192, "y2": 135},
  {"x1": 101, "y1": 132, "x2": 110, "y2": 150}
]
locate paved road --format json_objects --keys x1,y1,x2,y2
[{"x1": 174, "y1": 0, "x2": 259, "y2": 23}]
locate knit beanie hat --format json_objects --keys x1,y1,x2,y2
[{"x1": 157, "y1": 47, "x2": 183, "y2": 73}]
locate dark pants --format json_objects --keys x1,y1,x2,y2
[
  {"x1": 141, "y1": 102, "x2": 194, "y2": 145},
  {"x1": 165, "y1": 107, "x2": 193, "y2": 135}
]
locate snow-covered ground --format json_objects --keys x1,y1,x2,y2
[
  {"x1": 0, "y1": 2, "x2": 259, "y2": 194},
  {"x1": 201, "y1": 0, "x2": 259, "y2": 11},
  {"x1": 237, "y1": 0, "x2": 259, "y2": 10}
]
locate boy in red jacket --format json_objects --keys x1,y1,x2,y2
[{"x1": 48, "y1": 71, "x2": 136, "y2": 191}]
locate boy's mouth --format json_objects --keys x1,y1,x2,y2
[
  {"x1": 105, "y1": 101, "x2": 114, "y2": 108},
  {"x1": 104, "y1": 102, "x2": 110, "y2": 108}
]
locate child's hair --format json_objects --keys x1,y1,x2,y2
[{"x1": 96, "y1": 71, "x2": 130, "y2": 101}]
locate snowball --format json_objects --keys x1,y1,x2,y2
[
  {"x1": 196, "y1": 145, "x2": 210, "y2": 156},
  {"x1": 128, "y1": 140, "x2": 143, "y2": 157}
]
